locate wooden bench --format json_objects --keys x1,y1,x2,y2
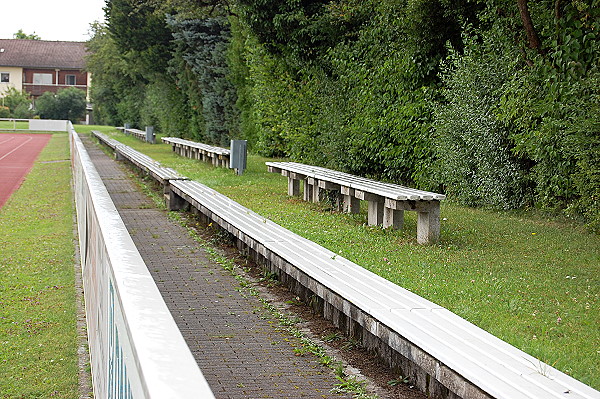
[
  {"x1": 116, "y1": 126, "x2": 155, "y2": 143},
  {"x1": 266, "y1": 162, "x2": 446, "y2": 244},
  {"x1": 162, "y1": 137, "x2": 231, "y2": 168},
  {"x1": 114, "y1": 145, "x2": 188, "y2": 193},
  {"x1": 167, "y1": 179, "x2": 598, "y2": 399},
  {"x1": 91, "y1": 130, "x2": 124, "y2": 151}
]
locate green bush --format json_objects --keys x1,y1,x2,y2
[
  {"x1": 500, "y1": 4, "x2": 600, "y2": 229},
  {"x1": 13, "y1": 102, "x2": 34, "y2": 119},
  {"x1": 1, "y1": 87, "x2": 32, "y2": 116},
  {"x1": 35, "y1": 88, "x2": 87, "y2": 122},
  {"x1": 0, "y1": 106, "x2": 9, "y2": 118},
  {"x1": 433, "y1": 28, "x2": 529, "y2": 209}
]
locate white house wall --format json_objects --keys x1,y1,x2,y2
[{"x1": 0, "y1": 66, "x2": 23, "y2": 97}]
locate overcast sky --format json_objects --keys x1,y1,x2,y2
[{"x1": 0, "y1": 0, "x2": 106, "y2": 42}]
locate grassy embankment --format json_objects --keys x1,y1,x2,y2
[
  {"x1": 90, "y1": 128, "x2": 599, "y2": 389},
  {"x1": 0, "y1": 130, "x2": 79, "y2": 398}
]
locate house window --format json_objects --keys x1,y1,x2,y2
[
  {"x1": 0, "y1": 72, "x2": 8, "y2": 83},
  {"x1": 65, "y1": 75, "x2": 76, "y2": 85},
  {"x1": 33, "y1": 73, "x2": 53, "y2": 85}
]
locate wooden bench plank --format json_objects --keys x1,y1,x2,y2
[
  {"x1": 266, "y1": 161, "x2": 444, "y2": 244},
  {"x1": 91, "y1": 130, "x2": 123, "y2": 150},
  {"x1": 268, "y1": 162, "x2": 445, "y2": 201},
  {"x1": 162, "y1": 137, "x2": 231, "y2": 168},
  {"x1": 167, "y1": 178, "x2": 598, "y2": 399},
  {"x1": 114, "y1": 145, "x2": 187, "y2": 191}
]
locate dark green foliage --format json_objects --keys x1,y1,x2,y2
[
  {"x1": 433, "y1": 27, "x2": 530, "y2": 209},
  {"x1": 239, "y1": 0, "x2": 472, "y2": 187},
  {"x1": 86, "y1": 22, "x2": 142, "y2": 127},
  {"x1": 0, "y1": 88, "x2": 32, "y2": 118},
  {"x1": 499, "y1": 1, "x2": 600, "y2": 227},
  {"x1": 35, "y1": 88, "x2": 87, "y2": 122},
  {"x1": 168, "y1": 16, "x2": 239, "y2": 145},
  {"x1": 86, "y1": 0, "x2": 599, "y2": 231},
  {"x1": 235, "y1": 0, "x2": 369, "y2": 64},
  {"x1": 105, "y1": 0, "x2": 174, "y2": 77}
]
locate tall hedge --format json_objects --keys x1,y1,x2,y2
[{"x1": 87, "y1": 0, "x2": 600, "y2": 231}]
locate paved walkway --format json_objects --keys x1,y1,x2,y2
[{"x1": 81, "y1": 136, "x2": 350, "y2": 399}]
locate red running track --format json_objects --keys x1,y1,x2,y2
[{"x1": 0, "y1": 133, "x2": 52, "y2": 209}]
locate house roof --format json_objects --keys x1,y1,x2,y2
[{"x1": 0, "y1": 39, "x2": 87, "y2": 70}]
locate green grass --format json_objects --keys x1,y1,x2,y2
[
  {"x1": 98, "y1": 129, "x2": 599, "y2": 389},
  {"x1": 0, "y1": 132, "x2": 79, "y2": 398},
  {"x1": 0, "y1": 120, "x2": 29, "y2": 130}
]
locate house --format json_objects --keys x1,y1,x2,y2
[{"x1": 0, "y1": 39, "x2": 90, "y2": 100}]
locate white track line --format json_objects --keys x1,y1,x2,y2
[
  {"x1": 0, "y1": 136, "x2": 16, "y2": 145},
  {"x1": 0, "y1": 136, "x2": 33, "y2": 161}
]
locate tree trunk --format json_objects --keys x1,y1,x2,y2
[
  {"x1": 555, "y1": 0, "x2": 565, "y2": 21},
  {"x1": 517, "y1": 0, "x2": 543, "y2": 53}
]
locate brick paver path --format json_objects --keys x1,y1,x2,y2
[{"x1": 81, "y1": 136, "x2": 349, "y2": 399}]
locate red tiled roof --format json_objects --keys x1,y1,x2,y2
[{"x1": 0, "y1": 39, "x2": 87, "y2": 69}]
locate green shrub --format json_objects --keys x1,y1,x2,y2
[
  {"x1": 500, "y1": 4, "x2": 600, "y2": 229},
  {"x1": 433, "y1": 28, "x2": 529, "y2": 209},
  {"x1": 0, "y1": 106, "x2": 9, "y2": 118},
  {"x1": 13, "y1": 102, "x2": 34, "y2": 119},
  {"x1": 1, "y1": 87, "x2": 31, "y2": 116},
  {"x1": 35, "y1": 88, "x2": 86, "y2": 122}
]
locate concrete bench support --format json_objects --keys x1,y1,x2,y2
[
  {"x1": 386, "y1": 199, "x2": 441, "y2": 244},
  {"x1": 341, "y1": 187, "x2": 361, "y2": 214}
]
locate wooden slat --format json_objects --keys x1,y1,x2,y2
[
  {"x1": 168, "y1": 178, "x2": 598, "y2": 399},
  {"x1": 266, "y1": 161, "x2": 445, "y2": 201}
]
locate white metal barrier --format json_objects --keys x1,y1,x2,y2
[
  {"x1": 0, "y1": 118, "x2": 69, "y2": 131},
  {"x1": 70, "y1": 123, "x2": 215, "y2": 399}
]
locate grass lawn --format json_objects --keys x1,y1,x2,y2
[
  {"x1": 96, "y1": 128, "x2": 599, "y2": 390},
  {"x1": 0, "y1": 131, "x2": 79, "y2": 398},
  {"x1": 0, "y1": 120, "x2": 29, "y2": 130}
]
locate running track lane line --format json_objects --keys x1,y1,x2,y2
[
  {"x1": 0, "y1": 136, "x2": 33, "y2": 161},
  {"x1": 0, "y1": 136, "x2": 16, "y2": 145},
  {"x1": 0, "y1": 134, "x2": 52, "y2": 209}
]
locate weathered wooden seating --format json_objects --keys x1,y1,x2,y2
[
  {"x1": 91, "y1": 130, "x2": 123, "y2": 151},
  {"x1": 162, "y1": 137, "x2": 231, "y2": 168},
  {"x1": 266, "y1": 162, "x2": 446, "y2": 244},
  {"x1": 166, "y1": 178, "x2": 597, "y2": 399},
  {"x1": 114, "y1": 145, "x2": 188, "y2": 192},
  {"x1": 116, "y1": 126, "x2": 155, "y2": 143}
]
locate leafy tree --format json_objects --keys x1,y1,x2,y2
[
  {"x1": 433, "y1": 26, "x2": 529, "y2": 209},
  {"x1": 13, "y1": 29, "x2": 41, "y2": 40},
  {"x1": 84, "y1": 0, "x2": 600, "y2": 231},
  {"x1": 86, "y1": 22, "x2": 134, "y2": 126},
  {"x1": 168, "y1": 16, "x2": 239, "y2": 145},
  {"x1": 35, "y1": 88, "x2": 86, "y2": 122},
  {"x1": 235, "y1": 0, "x2": 369, "y2": 65},
  {"x1": 35, "y1": 92, "x2": 59, "y2": 119},
  {"x1": 0, "y1": 87, "x2": 32, "y2": 116},
  {"x1": 105, "y1": 0, "x2": 174, "y2": 77}
]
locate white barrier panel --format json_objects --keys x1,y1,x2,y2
[
  {"x1": 30, "y1": 119, "x2": 69, "y2": 131},
  {"x1": 70, "y1": 124, "x2": 215, "y2": 399}
]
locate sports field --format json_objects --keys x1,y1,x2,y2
[
  {"x1": 0, "y1": 131, "x2": 80, "y2": 398},
  {"x1": 0, "y1": 133, "x2": 51, "y2": 208}
]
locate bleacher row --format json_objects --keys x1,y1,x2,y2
[{"x1": 91, "y1": 130, "x2": 599, "y2": 399}]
